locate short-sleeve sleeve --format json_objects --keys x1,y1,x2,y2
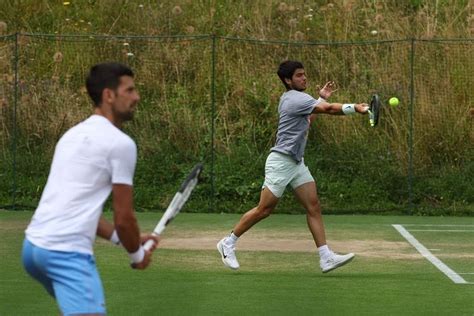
[
  {"x1": 109, "y1": 136, "x2": 137, "y2": 185},
  {"x1": 286, "y1": 91, "x2": 317, "y2": 116}
]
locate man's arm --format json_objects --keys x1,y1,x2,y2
[
  {"x1": 113, "y1": 184, "x2": 141, "y2": 252},
  {"x1": 112, "y1": 183, "x2": 156, "y2": 269},
  {"x1": 313, "y1": 102, "x2": 369, "y2": 115},
  {"x1": 97, "y1": 216, "x2": 115, "y2": 240},
  {"x1": 96, "y1": 207, "x2": 159, "y2": 248}
]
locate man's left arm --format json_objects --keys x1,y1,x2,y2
[
  {"x1": 310, "y1": 81, "x2": 337, "y2": 124},
  {"x1": 97, "y1": 216, "x2": 115, "y2": 240}
]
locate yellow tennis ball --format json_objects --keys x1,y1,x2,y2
[{"x1": 389, "y1": 97, "x2": 399, "y2": 107}]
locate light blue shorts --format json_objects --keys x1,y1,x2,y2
[
  {"x1": 22, "y1": 238, "x2": 106, "y2": 315},
  {"x1": 263, "y1": 152, "x2": 315, "y2": 198}
]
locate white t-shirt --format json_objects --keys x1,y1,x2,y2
[{"x1": 25, "y1": 115, "x2": 137, "y2": 255}]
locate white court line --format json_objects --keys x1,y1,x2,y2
[
  {"x1": 401, "y1": 224, "x2": 474, "y2": 227},
  {"x1": 408, "y1": 230, "x2": 474, "y2": 232},
  {"x1": 392, "y1": 224, "x2": 468, "y2": 284}
]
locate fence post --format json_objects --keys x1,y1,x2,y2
[
  {"x1": 11, "y1": 32, "x2": 19, "y2": 209},
  {"x1": 408, "y1": 38, "x2": 415, "y2": 214},
  {"x1": 210, "y1": 34, "x2": 216, "y2": 212}
]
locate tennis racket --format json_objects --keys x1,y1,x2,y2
[
  {"x1": 368, "y1": 94, "x2": 381, "y2": 127},
  {"x1": 143, "y1": 163, "x2": 203, "y2": 251}
]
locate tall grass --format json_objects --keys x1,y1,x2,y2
[{"x1": 0, "y1": 0, "x2": 472, "y2": 214}]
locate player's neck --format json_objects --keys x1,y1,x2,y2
[{"x1": 94, "y1": 107, "x2": 123, "y2": 128}]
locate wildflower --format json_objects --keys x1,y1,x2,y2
[
  {"x1": 53, "y1": 52, "x2": 63, "y2": 63},
  {"x1": 294, "y1": 31, "x2": 305, "y2": 41},
  {"x1": 278, "y1": 2, "x2": 288, "y2": 12},
  {"x1": 289, "y1": 18, "x2": 297, "y2": 27},
  {"x1": 123, "y1": 42, "x2": 130, "y2": 46},
  {"x1": 185, "y1": 26, "x2": 195, "y2": 34},
  {"x1": 126, "y1": 52, "x2": 134, "y2": 57},
  {"x1": 63, "y1": 2, "x2": 70, "y2": 5},
  {"x1": 172, "y1": 5, "x2": 182, "y2": 15},
  {"x1": 0, "y1": 21, "x2": 7, "y2": 34},
  {"x1": 138, "y1": 4, "x2": 144, "y2": 8},
  {"x1": 0, "y1": 98, "x2": 8, "y2": 108}
]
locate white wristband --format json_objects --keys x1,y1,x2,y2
[
  {"x1": 342, "y1": 103, "x2": 356, "y2": 115},
  {"x1": 128, "y1": 246, "x2": 145, "y2": 264},
  {"x1": 110, "y1": 230, "x2": 121, "y2": 245},
  {"x1": 317, "y1": 96, "x2": 326, "y2": 103}
]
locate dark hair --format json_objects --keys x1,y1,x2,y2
[
  {"x1": 277, "y1": 60, "x2": 304, "y2": 89},
  {"x1": 86, "y1": 62, "x2": 134, "y2": 106}
]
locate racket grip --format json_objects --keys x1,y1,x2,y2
[{"x1": 143, "y1": 239, "x2": 156, "y2": 251}]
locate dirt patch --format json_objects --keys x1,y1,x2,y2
[{"x1": 158, "y1": 231, "x2": 422, "y2": 260}]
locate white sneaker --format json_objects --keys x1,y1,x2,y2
[
  {"x1": 217, "y1": 238, "x2": 240, "y2": 270},
  {"x1": 320, "y1": 252, "x2": 355, "y2": 273}
]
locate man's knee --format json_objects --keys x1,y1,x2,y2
[
  {"x1": 307, "y1": 199, "x2": 322, "y2": 215},
  {"x1": 255, "y1": 205, "x2": 274, "y2": 219}
]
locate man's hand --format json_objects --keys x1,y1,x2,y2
[
  {"x1": 130, "y1": 234, "x2": 160, "y2": 270},
  {"x1": 131, "y1": 250, "x2": 153, "y2": 270},
  {"x1": 318, "y1": 81, "x2": 337, "y2": 99},
  {"x1": 356, "y1": 103, "x2": 369, "y2": 114},
  {"x1": 141, "y1": 234, "x2": 160, "y2": 251}
]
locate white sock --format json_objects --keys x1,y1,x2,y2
[
  {"x1": 318, "y1": 245, "x2": 331, "y2": 260},
  {"x1": 225, "y1": 232, "x2": 239, "y2": 246}
]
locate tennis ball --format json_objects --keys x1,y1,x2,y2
[{"x1": 389, "y1": 97, "x2": 399, "y2": 107}]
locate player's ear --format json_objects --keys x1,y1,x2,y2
[
  {"x1": 102, "y1": 88, "x2": 114, "y2": 104},
  {"x1": 284, "y1": 77, "x2": 292, "y2": 86}
]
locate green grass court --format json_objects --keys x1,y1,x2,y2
[{"x1": 1, "y1": 211, "x2": 473, "y2": 315}]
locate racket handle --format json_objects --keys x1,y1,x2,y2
[{"x1": 143, "y1": 239, "x2": 156, "y2": 251}]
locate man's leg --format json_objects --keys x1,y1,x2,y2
[
  {"x1": 217, "y1": 187, "x2": 279, "y2": 269},
  {"x1": 233, "y1": 187, "x2": 279, "y2": 236},
  {"x1": 293, "y1": 181, "x2": 355, "y2": 273},
  {"x1": 292, "y1": 181, "x2": 326, "y2": 247}
]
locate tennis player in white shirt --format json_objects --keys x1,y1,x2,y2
[{"x1": 22, "y1": 62, "x2": 158, "y2": 315}]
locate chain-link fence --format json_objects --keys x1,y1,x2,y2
[{"x1": 0, "y1": 34, "x2": 472, "y2": 215}]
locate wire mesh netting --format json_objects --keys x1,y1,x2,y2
[
  {"x1": 0, "y1": 35, "x2": 16, "y2": 209},
  {"x1": 1, "y1": 34, "x2": 212, "y2": 212},
  {"x1": 0, "y1": 34, "x2": 472, "y2": 214},
  {"x1": 214, "y1": 38, "x2": 412, "y2": 213},
  {"x1": 411, "y1": 40, "x2": 473, "y2": 214}
]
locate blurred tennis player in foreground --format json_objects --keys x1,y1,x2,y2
[
  {"x1": 22, "y1": 62, "x2": 159, "y2": 315},
  {"x1": 218, "y1": 60, "x2": 368, "y2": 273}
]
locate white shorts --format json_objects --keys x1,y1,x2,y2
[{"x1": 263, "y1": 152, "x2": 315, "y2": 198}]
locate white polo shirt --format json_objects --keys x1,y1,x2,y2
[{"x1": 25, "y1": 115, "x2": 137, "y2": 255}]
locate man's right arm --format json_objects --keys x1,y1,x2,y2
[{"x1": 312, "y1": 102, "x2": 368, "y2": 115}]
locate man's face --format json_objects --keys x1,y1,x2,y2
[
  {"x1": 285, "y1": 68, "x2": 307, "y2": 91},
  {"x1": 109, "y1": 75, "x2": 140, "y2": 122}
]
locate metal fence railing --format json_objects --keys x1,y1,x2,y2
[{"x1": 1, "y1": 34, "x2": 472, "y2": 215}]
